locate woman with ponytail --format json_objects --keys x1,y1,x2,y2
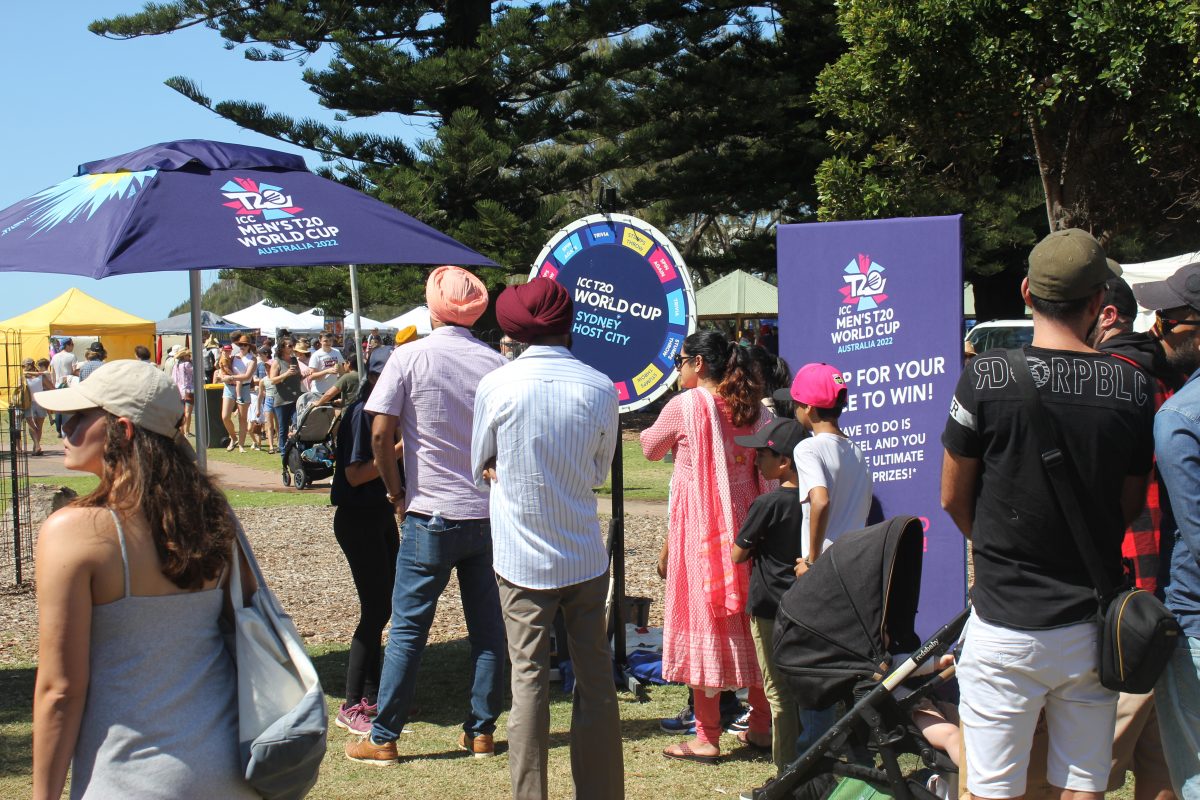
[{"x1": 641, "y1": 330, "x2": 774, "y2": 762}]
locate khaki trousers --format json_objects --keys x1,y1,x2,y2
[
  {"x1": 497, "y1": 571, "x2": 624, "y2": 800},
  {"x1": 751, "y1": 615, "x2": 801, "y2": 772}
]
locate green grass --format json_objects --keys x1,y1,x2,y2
[
  {"x1": 205, "y1": 442, "x2": 290, "y2": 472},
  {"x1": 0, "y1": 642, "x2": 1139, "y2": 800},
  {"x1": 598, "y1": 440, "x2": 674, "y2": 501},
  {"x1": 26, "y1": 476, "x2": 328, "y2": 508},
  {"x1": 0, "y1": 643, "x2": 777, "y2": 800}
]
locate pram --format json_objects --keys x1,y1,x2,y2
[
  {"x1": 746, "y1": 516, "x2": 970, "y2": 800},
  {"x1": 281, "y1": 391, "x2": 339, "y2": 490}
]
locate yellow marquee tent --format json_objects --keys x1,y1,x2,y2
[{"x1": 0, "y1": 288, "x2": 155, "y2": 365}]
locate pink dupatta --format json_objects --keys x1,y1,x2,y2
[{"x1": 681, "y1": 388, "x2": 752, "y2": 618}]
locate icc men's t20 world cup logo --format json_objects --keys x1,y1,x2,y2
[{"x1": 839, "y1": 253, "x2": 888, "y2": 311}]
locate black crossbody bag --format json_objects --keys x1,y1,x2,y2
[{"x1": 1004, "y1": 349, "x2": 1180, "y2": 694}]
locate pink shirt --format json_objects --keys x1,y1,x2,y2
[{"x1": 364, "y1": 326, "x2": 506, "y2": 518}]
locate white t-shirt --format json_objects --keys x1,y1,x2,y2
[
  {"x1": 308, "y1": 348, "x2": 344, "y2": 394},
  {"x1": 793, "y1": 432, "x2": 873, "y2": 559},
  {"x1": 49, "y1": 350, "x2": 77, "y2": 387}
]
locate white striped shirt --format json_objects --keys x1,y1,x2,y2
[{"x1": 471, "y1": 345, "x2": 618, "y2": 590}]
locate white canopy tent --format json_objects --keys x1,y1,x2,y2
[
  {"x1": 343, "y1": 311, "x2": 395, "y2": 331},
  {"x1": 1119, "y1": 251, "x2": 1200, "y2": 332},
  {"x1": 383, "y1": 305, "x2": 433, "y2": 337},
  {"x1": 292, "y1": 307, "x2": 328, "y2": 333},
  {"x1": 225, "y1": 300, "x2": 311, "y2": 336}
]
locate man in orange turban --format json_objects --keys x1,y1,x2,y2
[{"x1": 426, "y1": 265, "x2": 489, "y2": 326}]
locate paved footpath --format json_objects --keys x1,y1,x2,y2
[{"x1": 24, "y1": 443, "x2": 667, "y2": 516}]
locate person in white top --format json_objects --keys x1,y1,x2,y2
[
  {"x1": 307, "y1": 332, "x2": 345, "y2": 395},
  {"x1": 772, "y1": 361, "x2": 873, "y2": 754},
  {"x1": 49, "y1": 339, "x2": 79, "y2": 437},
  {"x1": 471, "y1": 277, "x2": 623, "y2": 800}
]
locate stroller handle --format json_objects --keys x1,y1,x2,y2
[{"x1": 882, "y1": 606, "x2": 970, "y2": 691}]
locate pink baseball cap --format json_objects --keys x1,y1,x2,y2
[{"x1": 788, "y1": 362, "x2": 848, "y2": 409}]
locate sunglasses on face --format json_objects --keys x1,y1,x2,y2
[
  {"x1": 1155, "y1": 311, "x2": 1200, "y2": 335},
  {"x1": 672, "y1": 354, "x2": 698, "y2": 369}
]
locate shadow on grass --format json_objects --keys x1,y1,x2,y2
[
  {"x1": 0, "y1": 665, "x2": 36, "y2": 780},
  {"x1": 311, "y1": 638, "x2": 673, "y2": 744}
]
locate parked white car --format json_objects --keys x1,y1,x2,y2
[{"x1": 965, "y1": 319, "x2": 1034, "y2": 353}]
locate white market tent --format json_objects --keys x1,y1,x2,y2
[
  {"x1": 343, "y1": 311, "x2": 395, "y2": 331},
  {"x1": 1120, "y1": 250, "x2": 1200, "y2": 332},
  {"x1": 225, "y1": 300, "x2": 312, "y2": 336},
  {"x1": 292, "y1": 307, "x2": 328, "y2": 333},
  {"x1": 383, "y1": 305, "x2": 433, "y2": 337}
]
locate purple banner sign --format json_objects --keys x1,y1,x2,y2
[{"x1": 777, "y1": 215, "x2": 966, "y2": 638}]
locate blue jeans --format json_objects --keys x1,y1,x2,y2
[
  {"x1": 1156, "y1": 636, "x2": 1200, "y2": 799},
  {"x1": 273, "y1": 402, "x2": 295, "y2": 452},
  {"x1": 370, "y1": 514, "x2": 506, "y2": 743}
]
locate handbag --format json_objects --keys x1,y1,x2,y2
[
  {"x1": 1004, "y1": 349, "x2": 1180, "y2": 694},
  {"x1": 229, "y1": 521, "x2": 327, "y2": 799}
]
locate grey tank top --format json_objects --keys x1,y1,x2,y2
[{"x1": 69, "y1": 511, "x2": 259, "y2": 799}]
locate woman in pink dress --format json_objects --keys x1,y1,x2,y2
[{"x1": 641, "y1": 330, "x2": 773, "y2": 762}]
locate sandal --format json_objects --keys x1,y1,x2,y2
[
  {"x1": 736, "y1": 729, "x2": 771, "y2": 752},
  {"x1": 662, "y1": 742, "x2": 720, "y2": 764},
  {"x1": 226, "y1": 440, "x2": 235, "y2": 451}
]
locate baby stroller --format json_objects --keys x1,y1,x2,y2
[
  {"x1": 746, "y1": 516, "x2": 970, "y2": 800},
  {"x1": 281, "y1": 391, "x2": 339, "y2": 490}
]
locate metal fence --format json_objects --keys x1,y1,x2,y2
[{"x1": 0, "y1": 331, "x2": 32, "y2": 587}]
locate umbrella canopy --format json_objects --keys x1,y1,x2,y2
[
  {"x1": 155, "y1": 309, "x2": 242, "y2": 335},
  {"x1": 0, "y1": 139, "x2": 496, "y2": 276}
]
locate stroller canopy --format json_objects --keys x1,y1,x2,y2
[{"x1": 774, "y1": 516, "x2": 924, "y2": 709}]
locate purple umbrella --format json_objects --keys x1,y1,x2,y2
[{"x1": 0, "y1": 139, "x2": 497, "y2": 464}]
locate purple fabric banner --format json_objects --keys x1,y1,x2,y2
[{"x1": 777, "y1": 215, "x2": 966, "y2": 638}]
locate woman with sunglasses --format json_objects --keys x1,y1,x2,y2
[
  {"x1": 640, "y1": 330, "x2": 773, "y2": 763},
  {"x1": 31, "y1": 361, "x2": 257, "y2": 800}
]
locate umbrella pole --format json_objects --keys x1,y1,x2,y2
[
  {"x1": 349, "y1": 264, "x2": 365, "y2": 380},
  {"x1": 189, "y1": 271, "x2": 208, "y2": 471}
]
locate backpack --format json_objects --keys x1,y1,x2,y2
[
  {"x1": 8, "y1": 380, "x2": 31, "y2": 412},
  {"x1": 204, "y1": 348, "x2": 217, "y2": 375}
]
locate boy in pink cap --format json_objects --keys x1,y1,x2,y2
[{"x1": 771, "y1": 361, "x2": 873, "y2": 751}]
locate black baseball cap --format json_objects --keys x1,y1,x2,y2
[
  {"x1": 1102, "y1": 276, "x2": 1137, "y2": 318},
  {"x1": 1132, "y1": 263, "x2": 1200, "y2": 314},
  {"x1": 734, "y1": 417, "x2": 808, "y2": 456}
]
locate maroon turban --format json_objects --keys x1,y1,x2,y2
[{"x1": 496, "y1": 277, "x2": 573, "y2": 343}]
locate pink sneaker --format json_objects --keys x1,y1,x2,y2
[
  {"x1": 360, "y1": 698, "x2": 378, "y2": 719},
  {"x1": 336, "y1": 701, "x2": 372, "y2": 735}
]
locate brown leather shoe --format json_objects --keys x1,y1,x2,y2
[
  {"x1": 345, "y1": 736, "x2": 398, "y2": 765},
  {"x1": 458, "y1": 731, "x2": 495, "y2": 758}
]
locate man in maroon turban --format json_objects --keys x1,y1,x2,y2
[
  {"x1": 495, "y1": 277, "x2": 573, "y2": 344},
  {"x1": 472, "y1": 276, "x2": 624, "y2": 799}
]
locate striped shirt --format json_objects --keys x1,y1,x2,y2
[
  {"x1": 472, "y1": 345, "x2": 619, "y2": 590},
  {"x1": 365, "y1": 325, "x2": 505, "y2": 519}
]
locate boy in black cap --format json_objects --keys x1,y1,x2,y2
[{"x1": 730, "y1": 417, "x2": 809, "y2": 772}]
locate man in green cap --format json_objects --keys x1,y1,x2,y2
[{"x1": 940, "y1": 228, "x2": 1156, "y2": 800}]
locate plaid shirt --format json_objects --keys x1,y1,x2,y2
[{"x1": 1109, "y1": 351, "x2": 1172, "y2": 593}]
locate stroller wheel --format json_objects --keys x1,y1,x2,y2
[
  {"x1": 292, "y1": 466, "x2": 307, "y2": 490},
  {"x1": 282, "y1": 469, "x2": 291, "y2": 487}
]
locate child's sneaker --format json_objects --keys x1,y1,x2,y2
[
  {"x1": 336, "y1": 700, "x2": 372, "y2": 735},
  {"x1": 723, "y1": 708, "x2": 751, "y2": 733},
  {"x1": 659, "y1": 705, "x2": 696, "y2": 735}
]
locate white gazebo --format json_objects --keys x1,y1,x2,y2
[{"x1": 382, "y1": 305, "x2": 433, "y2": 337}]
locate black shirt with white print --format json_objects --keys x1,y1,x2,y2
[{"x1": 942, "y1": 346, "x2": 1154, "y2": 630}]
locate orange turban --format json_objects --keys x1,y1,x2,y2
[{"x1": 426, "y1": 265, "x2": 488, "y2": 326}]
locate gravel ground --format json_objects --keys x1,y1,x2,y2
[{"x1": 0, "y1": 506, "x2": 668, "y2": 667}]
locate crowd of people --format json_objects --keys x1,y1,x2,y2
[{"x1": 25, "y1": 236, "x2": 1200, "y2": 800}]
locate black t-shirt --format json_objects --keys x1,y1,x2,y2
[
  {"x1": 942, "y1": 346, "x2": 1155, "y2": 629},
  {"x1": 330, "y1": 399, "x2": 390, "y2": 508},
  {"x1": 734, "y1": 486, "x2": 804, "y2": 619}
]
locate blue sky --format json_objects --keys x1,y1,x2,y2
[{"x1": 0, "y1": 2, "x2": 424, "y2": 322}]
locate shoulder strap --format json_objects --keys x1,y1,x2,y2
[
  {"x1": 108, "y1": 508, "x2": 132, "y2": 598},
  {"x1": 1002, "y1": 349, "x2": 1117, "y2": 601}
]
